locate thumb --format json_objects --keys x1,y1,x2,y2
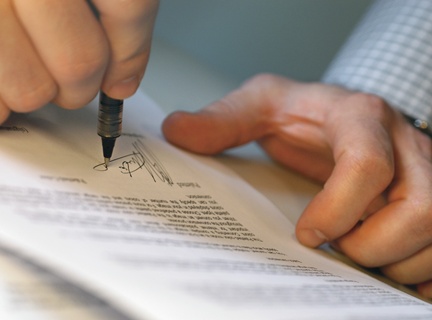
[{"x1": 162, "y1": 75, "x2": 283, "y2": 154}]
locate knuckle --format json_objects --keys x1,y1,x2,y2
[
  {"x1": 242, "y1": 73, "x2": 284, "y2": 88},
  {"x1": 55, "y1": 55, "x2": 106, "y2": 85},
  {"x1": 347, "y1": 92, "x2": 390, "y2": 117},
  {"x1": 342, "y1": 92, "x2": 394, "y2": 129},
  {"x1": 52, "y1": 39, "x2": 108, "y2": 85},
  {"x1": 406, "y1": 197, "x2": 432, "y2": 242},
  {"x1": 239, "y1": 73, "x2": 293, "y2": 117},
  {"x1": 348, "y1": 149, "x2": 394, "y2": 188}
]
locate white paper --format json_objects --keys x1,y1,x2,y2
[
  {"x1": 0, "y1": 246, "x2": 130, "y2": 320},
  {"x1": 0, "y1": 92, "x2": 431, "y2": 320}
]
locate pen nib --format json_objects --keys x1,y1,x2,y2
[{"x1": 104, "y1": 157, "x2": 110, "y2": 168}]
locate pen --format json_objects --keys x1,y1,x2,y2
[{"x1": 97, "y1": 91, "x2": 123, "y2": 167}]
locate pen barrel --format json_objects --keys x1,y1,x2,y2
[{"x1": 97, "y1": 92, "x2": 123, "y2": 138}]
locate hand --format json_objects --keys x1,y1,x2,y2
[
  {"x1": 0, "y1": 0, "x2": 159, "y2": 123},
  {"x1": 162, "y1": 74, "x2": 432, "y2": 298}
]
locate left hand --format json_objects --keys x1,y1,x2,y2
[{"x1": 162, "y1": 74, "x2": 432, "y2": 298}]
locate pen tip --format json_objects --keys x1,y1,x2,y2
[{"x1": 104, "y1": 158, "x2": 110, "y2": 168}]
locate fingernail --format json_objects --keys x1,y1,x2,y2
[
  {"x1": 108, "y1": 75, "x2": 139, "y2": 98},
  {"x1": 298, "y1": 228, "x2": 328, "y2": 247}
]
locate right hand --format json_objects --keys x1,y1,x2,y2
[
  {"x1": 0, "y1": 0, "x2": 159, "y2": 124},
  {"x1": 162, "y1": 74, "x2": 432, "y2": 298}
]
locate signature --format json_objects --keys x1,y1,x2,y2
[
  {"x1": 93, "y1": 139, "x2": 174, "y2": 185},
  {"x1": 0, "y1": 126, "x2": 28, "y2": 133}
]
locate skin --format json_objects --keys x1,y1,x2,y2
[
  {"x1": 162, "y1": 74, "x2": 432, "y2": 298},
  {"x1": 0, "y1": 0, "x2": 159, "y2": 123}
]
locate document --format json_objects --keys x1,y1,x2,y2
[
  {"x1": 0, "y1": 91, "x2": 431, "y2": 320},
  {"x1": 0, "y1": 246, "x2": 130, "y2": 320}
]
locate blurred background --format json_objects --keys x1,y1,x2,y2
[{"x1": 142, "y1": 0, "x2": 372, "y2": 111}]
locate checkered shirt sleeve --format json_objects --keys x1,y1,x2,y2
[{"x1": 323, "y1": 0, "x2": 432, "y2": 122}]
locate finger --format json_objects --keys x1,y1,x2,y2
[
  {"x1": 336, "y1": 189, "x2": 432, "y2": 268},
  {"x1": 91, "y1": 0, "x2": 159, "y2": 99},
  {"x1": 381, "y1": 244, "x2": 432, "y2": 285},
  {"x1": 162, "y1": 74, "x2": 311, "y2": 154},
  {"x1": 0, "y1": 0, "x2": 56, "y2": 112},
  {"x1": 14, "y1": 0, "x2": 109, "y2": 109},
  {"x1": 162, "y1": 81, "x2": 278, "y2": 154},
  {"x1": 0, "y1": 98, "x2": 11, "y2": 124},
  {"x1": 296, "y1": 95, "x2": 395, "y2": 247},
  {"x1": 258, "y1": 135, "x2": 335, "y2": 183},
  {"x1": 331, "y1": 118, "x2": 432, "y2": 267},
  {"x1": 361, "y1": 193, "x2": 388, "y2": 220},
  {"x1": 162, "y1": 106, "x2": 269, "y2": 155},
  {"x1": 417, "y1": 280, "x2": 432, "y2": 299}
]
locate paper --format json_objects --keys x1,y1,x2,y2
[
  {"x1": 0, "y1": 92, "x2": 431, "y2": 319},
  {"x1": 0, "y1": 246, "x2": 130, "y2": 320}
]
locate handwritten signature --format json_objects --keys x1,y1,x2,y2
[
  {"x1": 0, "y1": 126, "x2": 28, "y2": 133},
  {"x1": 93, "y1": 139, "x2": 173, "y2": 185}
]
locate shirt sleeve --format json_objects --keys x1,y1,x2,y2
[{"x1": 322, "y1": 0, "x2": 432, "y2": 122}]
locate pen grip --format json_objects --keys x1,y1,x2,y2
[{"x1": 97, "y1": 92, "x2": 123, "y2": 138}]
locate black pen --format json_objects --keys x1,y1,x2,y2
[{"x1": 97, "y1": 91, "x2": 123, "y2": 167}]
